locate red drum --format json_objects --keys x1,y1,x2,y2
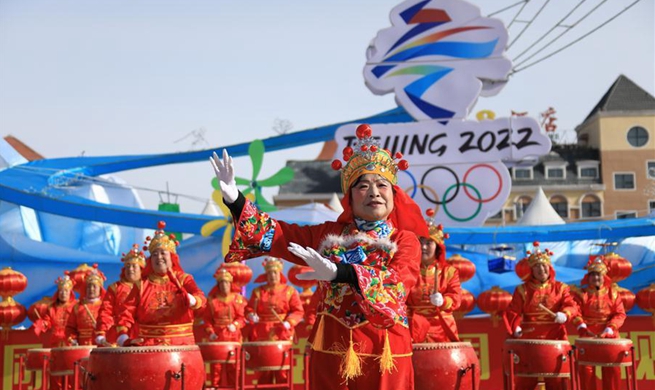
[
  {"x1": 25, "y1": 348, "x2": 50, "y2": 371},
  {"x1": 412, "y1": 342, "x2": 480, "y2": 390},
  {"x1": 576, "y1": 338, "x2": 633, "y2": 367},
  {"x1": 242, "y1": 341, "x2": 292, "y2": 371},
  {"x1": 197, "y1": 341, "x2": 240, "y2": 364},
  {"x1": 50, "y1": 346, "x2": 95, "y2": 376},
  {"x1": 85, "y1": 345, "x2": 205, "y2": 390},
  {"x1": 504, "y1": 339, "x2": 572, "y2": 378}
]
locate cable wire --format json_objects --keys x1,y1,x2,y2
[{"x1": 508, "y1": 0, "x2": 552, "y2": 50}]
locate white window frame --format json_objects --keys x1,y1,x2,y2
[
  {"x1": 580, "y1": 193, "x2": 603, "y2": 219},
  {"x1": 577, "y1": 160, "x2": 600, "y2": 179},
  {"x1": 513, "y1": 167, "x2": 533, "y2": 180},
  {"x1": 615, "y1": 210, "x2": 638, "y2": 219},
  {"x1": 545, "y1": 167, "x2": 566, "y2": 180},
  {"x1": 613, "y1": 172, "x2": 636, "y2": 191},
  {"x1": 646, "y1": 160, "x2": 655, "y2": 179}
]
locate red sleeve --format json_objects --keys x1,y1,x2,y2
[
  {"x1": 284, "y1": 287, "x2": 305, "y2": 327},
  {"x1": 504, "y1": 285, "x2": 525, "y2": 334},
  {"x1": 96, "y1": 285, "x2": 117, "y2": 335},
  {"x1": 65, "y1": 305, "x2": 79, "y2": 342},
  {"x1": 202, "y1": 295, "x2": 217, "y2": 335},
  {"x1": 181, "y1": 273, "x2": 207, "y2": 311},
  {"x1": 117, "y1": 283, "x2": 140, "y2": 335},
  {"x1": 233, "y1": 294, "x2": 247, "y2": 329},
  {"x1": 607, "y1": 290, "x2": 627, "y2": 331},
  {"x1": 305, "y1": 290, "x2": 320, "y2": 326},
  {"x1": 570, "y1": 288, "x2": 586, "y2": 326},
  {"x1": 557, "y1": 283, "x2": 579, "y2": 320},
  {"x1": 246, "y1": 288, "x2": 260, "y2": 317},
  {"x1": 441, "y1": 266, "x2": 462, "y2": 312}
]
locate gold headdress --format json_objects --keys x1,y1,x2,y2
[
  {"x1": 263, "y1": 257, "x2": 283, "y2": 273},
  {"x1": 85, "y1": 265, "x2": 105, "y2": 287},
  {"x1": 424, "y1": 208, "x2": 449, "y2": 244},
  {"x1": 331, "y1": 124, "x2": 409, "y2": 193},
  {"x1": 525, "y1": 241, "x2": 553, "y2": 267},
  {"x1": 55, "y1": 273, "x2": 74, "y2": 290},
  {"x1": 144, "y1": 221, "x2": 178, "y2": 254},
  {"x1": 121, "y1": 244, "x2": 146, "y2": 267},
  {"x1": 214, "y1": 267, "x2": 234, "y2": 283},
  {"x1": 585, "y1": 256, "x2": 608, "y2": 275}
]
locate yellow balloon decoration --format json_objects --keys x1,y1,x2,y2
[{"x1": 476, "y1": 110, "x2": 496, "y2": 121}]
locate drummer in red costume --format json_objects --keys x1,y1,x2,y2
[
  {"x1": 504, "y1": 242, "x2": 579, "y2": 390},
  {"x1": 33, "y1": 273, "x2": 77, "y2": 347},
  {"x1": 245, "y1": 257, "x2": 304, "y2": 384},
  {"x1": 95, "y1": 244, "x2": 145, "y2": 345},
  {"x1": 407, "y1": 217, "x2": 461, "y2": 342},
  {"x1": 203, "y1": 267, "x2": 247, "y2": 388},
  {"x1": 210, "y1": 124, "x2": 427, "y2": 390},
  {"x1": 65, "y1": 266, "x2": 106, "y2": 345},
  {"x1": 116, "y1": 221, "x2": 207, "y2": 346},
  {"x1": 572, "y1": 256, "x2": 626, "y2": 390}
]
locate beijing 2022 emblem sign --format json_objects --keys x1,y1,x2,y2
[{"x1": 335, "y1": 0, "x2": 551, "y2": 226}]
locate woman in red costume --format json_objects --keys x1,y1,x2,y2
[
  {"x1": 203, "y1": 267, "x2": 247, "y2": 388},
  {"x1": 572, "y1": 256, "x2": 626, "y2": 390},
  {"x1": 65, "y1": 266, "x2": 105, "y2": 345},
  {"x1": 116, "y1": 221, "x2": 206, "y2": 346},
  {"x1": 33, "y1": 273, "x2": 77, "y2": 347},
  {"x1": 210, "y1": 124, "x2": 427, "y2": 390},
  {"x1": 504, "y1": 242, "x2": 579, "y2": 390},
  {"x1": 95, "y1": 244, "x2": 145, "y2": 345},
  {"x1": 407, "y1": 220, "x2": 461, "y2": 342}
]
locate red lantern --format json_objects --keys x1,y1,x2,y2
[
  {"x1": 222, "y1": 262, "x2": 253, "y2": 292},
  {"x1": 447, "y1": 254, "x2": 476, "y2": 283},
  {"x1": 636, "y1": 283, "x2": 655, "y2": 325},
  {"x1": 514, "y1": 257, "x2": 531, "y2": 281},
  {"x1": 604, "y1": 253, "x2": 632, "y2": 282},
  {"x1": 0, "y1": 267, "x2": 28, "y2": 299},
  {"x1": 477, "y1": 286, "x2": 512, "y2": 327},
  {"x1": 288, "y1": 265, "x2": 317, "y2": 295},
  {"x1": 614, "y1": 285, "x2": 635, "y2": 312},
  {"x1": 27, "y1": 296, "x2": 52, "y2": 322},
  {"x1": 454, "y1": 289, "x2": 476, "y2": 319},
  {"x1": 0, "y1": 297, "x2": 27, "y2": 331}
]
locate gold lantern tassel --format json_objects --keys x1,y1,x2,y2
[
  {"x1": 340, "y1": 329, "x2": 362, "y2": 381},
  {"x1": 378, "y1": 329, "x2": 396, "y2": 374},
  {"x1": 311, "y1": 315, "x2": 325, "y2": 351}
]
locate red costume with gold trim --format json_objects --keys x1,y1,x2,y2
[
  {"x1": 117, "y1": 222, "x2": 206, "y2": 346},
  {"x1": 66, "y1": 298, "x2": 103, "y2": 345},
  {"x1": 572, "y1": 257, "x2": 627, "y2": 390},
  {"x1": 408, "y1": 263, "x2": 461, "y2": 342},
  {"x1": 203, "y1": 268, "x2": 247, "y2": 388},
  {"x1": 33, "y1": 274, "x2": 77, "y2": 348},
  {"x1": 504, "y1": 243, "x2": 579, "y2": 390}
]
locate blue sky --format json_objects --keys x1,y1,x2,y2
[{"x1": 1, "y1": 0, "x2": 653, "y2": 213}]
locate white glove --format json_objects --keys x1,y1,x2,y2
[
  {"x1": 227, "y1": 323, "x2": 237, "y2": 332},
  {"x1": 283, "y1": 321, "x2": 291, "y2": 330},
  {"x1": 210, "y1": 149, "x2": 239, "y2": 204},
  {"x1": 70, "y1": 338, "x2": 79, "y2": 346},
  {"x1": 602, "y1": 327, "x2": 614, "y2": 337},
  {"x1": 248, "y1": 313, "x2": 260, "y2": 324},
  {"x1": 554, "y1": 312, "x2": 568, "y2": 324},
  {"x1": 288, "y1": 242, "x2": 337, "y2": 281},
  {"x1": 117, "y1": 334, "x2": 129, "y2": 347},
  {"x1": 209, "y1": 333, "x2": 218, "y2": 341},
  {"x1": 513, "y1": 326, "x2": 523, "y2": 338},
  {"x1": 187, "y1": 294, "x2": 197, "y2": 307},
  {"x1": 430, "y1": 293, "x2": 444, "y2": 307},
  {"x1": 577, "y1": 323, "x2": 588, "y2": 330},
  {"x1": 95, "y1": 335, "x2": 106, "y2": 345}
]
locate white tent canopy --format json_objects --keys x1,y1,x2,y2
[{"x1": 517, "y1": 186, "x2": 566, "y2": 226}]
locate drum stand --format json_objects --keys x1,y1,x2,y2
[
  {"x1": 239, "y1": 348, "x2": 294, "y2": 390},
  {"x1": 205, "y1": 346, "x2": 242, "y2": 390},
  {"x1": 574, "y1": 345, "x2": 638, "y2": 390},
  {"x1": 505, "y1": 347, "x2": 577, "y2": 390}
]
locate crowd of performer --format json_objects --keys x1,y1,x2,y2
[{"x1": 29, "y1": 124, "x2": 630, "y2": 390}]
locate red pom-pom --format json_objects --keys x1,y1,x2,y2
[
  {"x1": 526, "y1": 250, "x2": 532, "y2": 255},
  {"x1": 64, "y1": 271, "x2": 70, "y2": 275},
  {"x1": 143, "y1": 246, "x2": 148, "y2": 251},
  {"x1": 331, "y1": 160, "x2": 342, "y2": 170},
  {"x1": 426, "y1": 208, "x2": 435, "y2": 217},
  {"x1": 175, "y1": 241, "x2": 180, "y2": 246},
  {"x1": 370, "y1": 145, "x2": 378, "y2": 152},
  {"x1": 444, "y1": 233, "x2": 450, "y2": 239},
  {"x1": 398, "y1": 159, "x2": 409, "y2": 170},
  {"x1": 343, "y1": 146, "x2": 353, "y2": 157},
  {"x1": 169, "y1": 234, "x2": 175, "y2": 239},
  {"x1": 360, "y1": 145, "x2": 368, "y2": 152},
  {"x1": 394, "y1": 152, "x2": 403, "y2": 159},
  {"x1": 533, "y1": 241, "x2": 540, "y2": 247},
  {"x1": 356, "y1": 124, "x2": 372, "y2": 139},
  {"x1": 343, "y1": 154, "x2": 350, "y2": 161},
  {"x1": 146, "y1": 236, "x2": 151, "y2": 241},
  {"x1": 437, "y1": 224, "x2": 443, "y2": 231},
  {"x1": 158, "y1": 221, "x2": 166, "y2": 230},
  {"x1": 121, "y1": 253, "x2": 125, "y2": 257},
  {"x1": 93, "y1": 263, "x2": 98, "y2": 269}
]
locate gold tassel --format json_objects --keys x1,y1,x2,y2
[
  {"x1": 311, "y1": 315, "x2": 325, "y2": 351},
  {"x1": 378, "y1": 330, "x2": 396, "y2": 374},
  {"x1": 340, "y1": 329, "x2": 362, "y2": 381}
]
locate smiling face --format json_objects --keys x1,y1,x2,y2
[
  {"x1": 266, "y1": 269, "x2": 280, "y2": 286},
  {"x1": 350, "y1": 174, "x2": 395, "y2": 222},
  {"x1": 86, "y1": 283, "x2": 101, "y2": 300},
  {"x1": 58, "y1": 287, "x2": 72, "y2": 303},
  {"x1": 531, "y1": 263, "x2": 550, "y2": 283},
  {"x1": 123, "y1": 262, "x2": 142, "y2": 283},
  {"x1": 150, "y1": 248, "x2": 172, "y2": 275},
  {"x1": 218, "y1": 280, "x2": 231, "y2": 295}
]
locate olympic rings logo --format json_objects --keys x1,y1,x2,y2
[{"x1": 401, "y1": 163, "x2": 504, "y2": 222}]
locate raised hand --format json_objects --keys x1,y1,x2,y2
[{"x1": 209, "y1": 149, "x2": 238, "y2": 204}]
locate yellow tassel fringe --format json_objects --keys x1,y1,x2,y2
[
  {"x1": 378, "y1": 330, "x2": 396, "y2": 374},
  {"x1": 311, "y1": 315, "x2": 325, "y2": 351},
  {"x1": 340, "y1": 329, "x2": 362, "y2": 381}
]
